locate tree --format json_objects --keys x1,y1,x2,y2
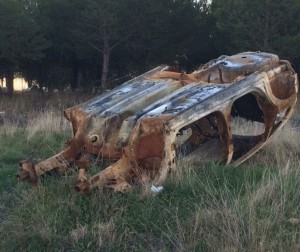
[
  {"x1": 0, "y1": 0, "x2": 217, "y2": 93},
  {"x1": 76, "y1": 0, "x2": 142, "y2": 90},
  {"x1": 120, "y1": 0, "x2": 216, "y2": 74},
  {"x1": 0, "y1": 0, "x2": 48, "y2": 94},
  {"x1": 29, "y1": 0, "x2": 86, "y2": 90},
  {"x1": 212, "y1": 0, "x2": 300, "y2": 60}
]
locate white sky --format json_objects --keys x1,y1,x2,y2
[{"x1": 1, "y1": 78, "x2": 28, "y2": 91}]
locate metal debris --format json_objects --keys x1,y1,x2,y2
[
  {"x1": 18, "y1": 52, "x2": 298, "y2": 193},
  {"x1": 150, "y1": 185, "x2": 164, "y2": 193}
]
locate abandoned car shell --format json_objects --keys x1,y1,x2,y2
[{"x1": 18, "y1": 52, "x2": 298, "y2": 193}]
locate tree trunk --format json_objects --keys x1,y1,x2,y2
[
  {"x1": 28, "y1": 80, "x2": 33, "y2": 88},
  {"x1": 71, "y1": 63, "x2": 79, "y2": 90},
  {"x1": 5, "y1": 71, "x2": 14, "y2": 96},
  {"x1": 263, "y1": 6, "x2": 270, "y2": 50},
  {"x1": 100, "y1": 37, "x2": 110, "y2": 91}
]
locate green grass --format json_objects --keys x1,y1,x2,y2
[
  {"x1": 1, "y1": 128, "x2": 300, "y2": 251},
  {"x1": 1, "y1": 95, "x2": 300, "y2": 251}
]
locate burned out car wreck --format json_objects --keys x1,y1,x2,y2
[{"x1": 19, "y1": 52, "x2": 298, "y2": 193}]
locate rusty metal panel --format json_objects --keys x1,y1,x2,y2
[{"x1": 18, "y1": 52, "x2": 298, "y2": 193}]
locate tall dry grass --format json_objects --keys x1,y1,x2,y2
[
  {"x1": 169, "y1": 117, "x2": 300, "y2": 251},
  {"x1": 0, "y1": 92, "x2": 91, "y2": 125},
  {"x1": 25, "y1": 109, "x2": 70, "y2": 139}
]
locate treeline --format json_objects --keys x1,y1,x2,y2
[{"x1": 1, "y1": 0, "x2": 300, "y2": 94}]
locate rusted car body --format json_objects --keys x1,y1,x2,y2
[{"x1": 18, "y1": 52, "x2": 298, "y2": 193}]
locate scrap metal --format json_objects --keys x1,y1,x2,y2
[{"x1": 18, "y1": 52, "x2": 298, "y2": 193}]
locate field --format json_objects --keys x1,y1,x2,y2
[{"x1": 1, "y1": 93, "x2": 300, "y2": 251}]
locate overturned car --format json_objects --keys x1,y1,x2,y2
[{"x1": 18, "y1": 52, "x2": 298, "y2": 193}]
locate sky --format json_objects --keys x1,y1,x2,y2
[{"x1": 1, "y1": 78, "x2": 28, "y2": 91}]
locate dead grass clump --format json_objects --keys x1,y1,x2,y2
[
  {"x1": 26, "y1": 109, "x2": 70, "y2": 139},
  {"x1": 92, "y1": 219, "x2": 116, "y2": 249},
  {"x1": 231, "y1": 117, "x2": 265, "y2": 136},
  {"x1": 70, "y1": 224, "x2": 88, "y2": 244},
  {"x1": 251, "y1": 121, "x2": 300, "y2": 169},
  {"x1": 0, "y1": 92, "x2": 91, "y2": 127}
]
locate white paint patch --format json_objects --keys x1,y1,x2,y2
[
  {"x1": 117, "y1": 86, "x2": 134, "y2": 94},
  {"x1": 171, "y1": 87, "x2": 224, "y2": 112},
  {"x1": 145, "y1": 86, "x2": 226, "y2": 116},
  {"x1": 146, "y1": 102, "x2": 172, "y2": 116},
  {"x1": 220, "y1": 54, "x2": 263, "y2": 68},
  {"x1": 151, "y1": 185, "x2": 164, "y2": 193}
]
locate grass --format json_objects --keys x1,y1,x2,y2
[{"x1": 1, "y1": 93, "x2": 300, "y2": 251}]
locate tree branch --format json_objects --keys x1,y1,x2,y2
[
  {"x1": 88, "y1": 43, "x2": 103, "y2": 53},
  {"x1": 110, "y1": 32, "x2": 134, "y2": 50}
]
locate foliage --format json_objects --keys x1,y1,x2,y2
[
  {"x1": 1, "y1": 0, "x2": 300, "y2": 91},
  {"x1": 212, "y1": 0, "x2": 300, "y2": 59},
  {"x1": 0, "y1": 0, "x2": 48, "y2": 93},
  {"x1": 0, "y1": 0, "x2": 217, "y2": 91},
  {"x1": 0, "y1": 0, "x2": 47, "y2": 68}
]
